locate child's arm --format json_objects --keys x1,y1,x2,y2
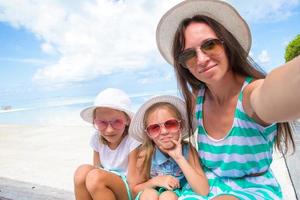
[
  {"x1": 166, "y1": 136, "x2": 209, "y2": 196},
  {"x1": 93, "y1": 150, "x2": 100, "y2": 167},
  {"x1": 133, "y1": 175, "x2": 179, "y2": 193},
  {"x1": 185, "y1": 146, "x2": 209, "y2": 196},
  {"x1": 126, "y1": 148, "x2": 140, "y2": 196},
  {"x1": 131, "y1": 149, "x2": 179, "y2": 196}
]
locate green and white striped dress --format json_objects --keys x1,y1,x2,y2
[{"x1": 180, "y1": 77, "x2": 282, "y2": 200}]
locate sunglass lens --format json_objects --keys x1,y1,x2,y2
[
  {"x1": 94, "y1": 120, "x2": 108, "y2": 131},
  {"x1": 111, "y1": 119, "x2": 125, "y2": 130},
  {"x1": 164, "y1": 119, "x2": 180, "y2": 132},
  {"x1": 146, "y1": 124, "x2": 160, "y2": 137},
  {"x1": 202, "y1": 39, "x2": 223, "y2": 56},
  {"x1": 179, "y1": 50, "x2": 196, "y2": 68}
]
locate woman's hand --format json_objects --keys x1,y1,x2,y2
[{"x1": 151, "y1": 175, "x2": 180, "y2": 190}]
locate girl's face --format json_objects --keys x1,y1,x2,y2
[
  {"x1": 182, "y1": 22, "x2": 229, "y2": 84},
  {"x1": 94, "y1": 107, "x2": 129, "y2": 148},
  {"x1": 145, "y1": 107, "x2": 181, "y2": 150}
]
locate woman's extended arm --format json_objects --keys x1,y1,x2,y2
[{"x1": 247, "y1": 55, "x2": 300, "y2": 123}]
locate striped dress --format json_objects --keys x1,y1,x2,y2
[{"x1": 180, "y1": 77, "x2": 282, "y2": 200}]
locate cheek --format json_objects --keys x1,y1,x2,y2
[{"x1": 173, "y1": 131, "x2": 180, "y2": 140}]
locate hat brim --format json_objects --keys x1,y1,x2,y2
[
  {"x1": 156, "y1": 0, "x2": 251, "y2": 65},
  {"x1": 129, "y1": 95, "x2": 197, "y2": 143},
  {"x1": 80, "y1": 105, "x2": 134, "y2": 124}
]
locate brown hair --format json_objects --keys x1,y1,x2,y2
[
  {"x1": 92, "y1": 108, "x2": 130, "y2": 145},
  {"x1": 172, "y1": 15, "x2": 294, "y2": 154},
  {"x1": 138, "y1": 102, "x2": 184, "y2": 178}
]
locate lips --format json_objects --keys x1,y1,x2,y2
[
  {"x1": 159, "y1": 136, "x2": 173, "y2": 142},
  {"x1": 103, "y1": 134, "x2": 117, "y2": 138},
  {"x1": 198, "y1": 64, "x2": 216, "y2": 73}
]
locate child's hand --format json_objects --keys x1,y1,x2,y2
[
  {"x1": 152, "y1": 175, "x2": 180, "y2": 190},
  {"x1": 164, "y1": 134, "x2": 184, "y2": 161}
]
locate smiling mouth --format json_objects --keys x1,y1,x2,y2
[{"x1": 199, "y1": 65, "x2": 215, "y2": 73}]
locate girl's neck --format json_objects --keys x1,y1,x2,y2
[{"x1": 107, "y1": 135, "x2": 126, "y2": 150}]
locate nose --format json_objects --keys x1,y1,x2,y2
[
  {"x1": 105, "y1": 123, "x2": 114, "y2": 133},
  {"x1": 195, "y1": 47, "x2": 209, "y2": 67},
  {"x1": 159, "y1": 125, "x2": 169, "y2": 135}
]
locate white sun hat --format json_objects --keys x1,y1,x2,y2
[
  {"x1": 129, "y1": 95, "x2": 197, "y2": 143},
  {"x1": 80, "y1": 88, "x2": 134, "y2": 124},
  {"x1": 156, "y1": 0, "x2": 251, "y2": 65}
]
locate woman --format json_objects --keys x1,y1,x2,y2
[{"x1": 156, "y1": 0, "x2": 300, "y2": 199}]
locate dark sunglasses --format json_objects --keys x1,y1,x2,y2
[
  {"x1": 177, "y1": 38, "x2": 224, "y2": 69},
  {"x1": 145, "y1": 119, "x2": 181, "y2": 138},
  {"x1": 93, "y1": 119, "x2": 126, "y2": 131}
]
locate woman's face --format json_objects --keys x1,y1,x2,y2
[
  {"x1": 94, "y1": 107, "x2": 128, "y2": 148},
  {"x1": 182, "y1": 22, "x2": 229, "y2": 84},
  {"x1": 145, "y1": 107, "x2": 181, "y2": 150}
]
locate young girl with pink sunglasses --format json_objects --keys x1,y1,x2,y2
[{"x1": 129, "y1": 95, "x2": 209, "y2": 200}]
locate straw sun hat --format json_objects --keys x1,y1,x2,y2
[
  {"x1": 80, "y1": 88, "x2": 134, "y2": 124},
  {"x1": 156, "y1": 0, "x2": 251, "y2": 65},
  {"x1": 129, "y1": 95, "x2": 197, "y2": 143}
]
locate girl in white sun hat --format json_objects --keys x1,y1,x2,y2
[
  {"x1": 74, "y1": 88, "x2": 140, "y2": 200},
  {"x1": 129, "y1": 95, "x2": 209, "y2": 200}
]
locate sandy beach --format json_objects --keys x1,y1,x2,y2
[
  {"x1": 0, "y1": 124, "x2": 94, "y2": 199},
  {"x1": 0, "y1": 122, "x2": 299, "y2": 199}
]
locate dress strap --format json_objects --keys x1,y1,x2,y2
[{"x1": 241, "y1": 76, "x2": 253, "y2": 91}]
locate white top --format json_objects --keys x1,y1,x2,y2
[{"x1": 89, "y1": 132, "x2": 141, "y2": 176}]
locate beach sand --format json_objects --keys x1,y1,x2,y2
[
  {"x1": 0, "y1": 123, "x2": 298, "y2": 199},
  {"x1": 0, "y1": 124, "x2": 93, "y2": 199}
]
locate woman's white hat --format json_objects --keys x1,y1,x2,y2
[
  {"x1": 80, "y1": 88, "x2": 134, "y2": 124},
  {"x1": 129, "y1": 95, "x2": 197, "y2": 143},
  {"x1": 156, "y1": 0, "x2": 251, "y2": 65}
]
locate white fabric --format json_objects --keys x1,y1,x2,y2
[
  {"x1": 89, "y1": 132, "x2": 141, "y2": 176},
  {"x1": 80, "y1": 88, "x2": 134, "y2": 124}
]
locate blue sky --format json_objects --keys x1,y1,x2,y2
[{"x1": 0, "y1": 0, "x2": 300, "y2": 110}]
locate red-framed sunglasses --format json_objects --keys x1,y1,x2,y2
[{"x1": 145, "y1": 119, "x2": 181, "y2": 138}]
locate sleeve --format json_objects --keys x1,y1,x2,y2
[
  {"x1": 89, "y1": 132, "x2": 100, "y2": 152},
  {"x1": 127, "y1": 136, "x2": 141, "y2": 153}
]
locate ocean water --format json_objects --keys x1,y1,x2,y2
[{"x1": 0, "y1": 92, "x2": 173, "y2": 125}]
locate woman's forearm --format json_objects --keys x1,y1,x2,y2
[{"x1": 251, "y1": 55, "x2": 300, "y2": 123}]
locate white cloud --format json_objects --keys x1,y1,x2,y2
[
  {"x1": 0, "y1": 0, "x2": 181, "y2": 85},
  {"x1": 258, "y1": 50, "x2": 271, "y2": 64},
  {"x1": 41, "y1": 43, "x2": 56, "y2": 54},
  {"x1": 0, "y1": 0, "x2": 298, "y2": 86},
  {"x1": 229, "y1": 0, "x2": 300, "y2": 22}
]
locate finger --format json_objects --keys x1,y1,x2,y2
[
  {"x1": 178, "y1": 133, "x2": 182, "y2": 142},
  {"x1": 171, "y1": 139, "x2": 178, "y2": 145},
  {"x1": 165, "y1": 184, "x2": 172, "y2": 190}
]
